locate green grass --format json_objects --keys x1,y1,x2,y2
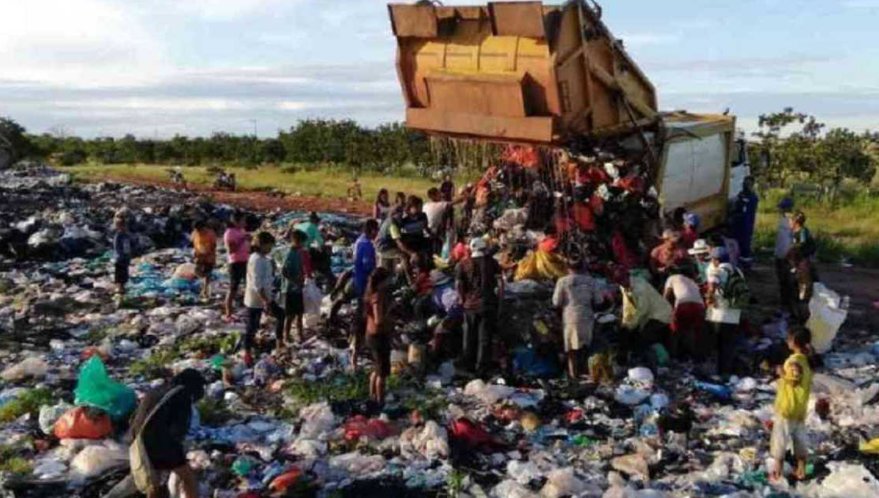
[
  {"x1": 65, "y1": 163, "x2": 444, "y2": 202},
  {"x1": 755, "y1": 187, "x2": 879, "y2": 267},
  {"x1": 0, "y1": 442, "x2": 32, "y2": 476},
  {"x1": 129, "y1": 348, "x2": 177, "y2": 378},
  {"x1": 0, "y1": 389, "x2": 53, "y2": 425}
]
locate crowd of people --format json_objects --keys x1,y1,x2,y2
[{"x1": 108, "y1": 153, "x2": 823, "y2": 486}]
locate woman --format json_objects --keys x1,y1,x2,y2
[
  {"x1": 365, "y1": 267, "x2": 395, "y2": 405},
  {"x1": 393, "y1": 192, "x2": 407, "y2": 217},
  {"x1": 373, "y1": 189, "x2": 392, "y2": 221},
  {"x1": 192, "y1": 219, "x2": 218, "y2": 301}
]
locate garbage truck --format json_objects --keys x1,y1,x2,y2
[{"x1": 387, "y1": 0, "x2": 750, "y2": 230}]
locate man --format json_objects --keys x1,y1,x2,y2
[
  {"x1": 613, "y1": 267, "x2": 672, "y2": 356},
  {"x1": 649, "y1": 230, "x2": 687, "y2": 282},
  {"x1": 104, "y1": 370, "x2": 206, "y2": 498},
  {"x1": 688, "y1": 239, "x2": 712, "y2": 284},
  {"x1": 706, "y1": 247, "x2": 746, "y2": 376},
  {"x1": 295, "y1": 212, "x2": 330, "y2": 281},
  {"x1": 663, "y1": 266, "x2": 706, "y2": 361},
  {"x1": 788, "y1": 211, "x2": 817, "y2": 322},
  {"x1": 282, "y1": 230, "x2": 312, "y2": 344},
  {"x1": 399, "y1": 195, "x2": 430, "y2": 257},
  {"x1": 376, "y1": 211, "x2": 417, "y2": 284},
  {"x1": 774, "y1": 198, "x2": 795, "y2": 312},
  {"x1": 731, "y1": 176, "x2": 759, "y2": 267},
  {"x1": 423, "y1": 188, "x2": 451, "y2": 254},
  {"x1": 350, "y1": 219, "x2": 378, "y2": 369},
  {"x1": 455, "y1": 237, "x2": 504, "y2": 376},
  {"x1": 191, "y1": 219, "x2": 217, "y2": 302},
  {"x1": 294, "y1": 212, "x2": 324, "y2": 248}
]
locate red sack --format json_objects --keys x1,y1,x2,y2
[
  {"x1": 343, "y1": 416, "x2": 398, "y2": 442},
  {"x1": 269, "y1": 468, "x2": 303, "y2": 493},
  {"x1": 53, "y1": 407, "x2": 113, "y2": 440}
]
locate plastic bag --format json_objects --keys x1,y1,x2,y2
[
  {"x1": 464, "y1": 379, "x2": 515, "y2": 405},
  {"x1": 269, "y1": 469, "x2": 303, "y2": 493},
  {"x1": 69, "y1": 442, "x2": 129, "y2": 482},
  {"x1": 806, "y1": 283, "x2": 847, "y2": 354},
  {"x1": 541, "y1": 468, "x2": 585, "y2": 498},
  {"x1": 400, "y1": 421, "x2": 449, "y2": 460},
  {"x1": 39, "y1": 402, "x2": 75, "y2": 435},
  {"x1": 1, "y1": 356, "x2": 49, "y2": 381},
  {"x1": 449, "y1": 418, "x2": 505, "y2": 453},
  {"x1": 174, "y1": 263, "x2": 197, "y2": 280},
  {"x1": 343, "y1": 416, "x2": 398, "y2": 442},
  {"x1": 74, "y1": 356, "x2": 137, "y2": 423},
  {"x1": 514, "y1": 251, "x2": 568, "y2": 282},
  {"x1": 303, "y1": 279, "x2": 322, "y2": 317},
  {"x1": 611, "y1": 454, "x2": 650, "y2": 480},
  {"x1": 627, "y1": 367, "x2": 654, "y2": 386},
  {"x1": 54, "y1": 407, "x2": 113, "y2": 440}
]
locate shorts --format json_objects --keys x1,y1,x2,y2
[
  {"x1": 114, "y1": 260, "x2": 130, "y2": 285},
  {"x1": 367, "y1": 334, "x2": 391, "y2": 377},
  {"x1": 228, "y1": 262, "x2": 246, "y2": 292},
  {"x1": 285, "y1": 289, "x2": 304, "y2": 316},
  {"x1": 195, "y1": 260, "x2": 215, "y2": 278},
  {"x1": 770, "y1": 416, "x2": 808, "y2": 461}
]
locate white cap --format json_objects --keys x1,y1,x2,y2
[{"x1": 469, "y1": 237, "x2": 488, "y2": 258}]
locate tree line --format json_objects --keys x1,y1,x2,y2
[
  {"x1": 2, "y1": 110, "x2": 877, "y2": 189},
  {"x1": 0, "y1": 117, "x2": 436, "y2": 174}
]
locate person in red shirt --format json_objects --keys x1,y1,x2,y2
[{"x1": 650, "y1": 230, "x2": 688, "y2": 281}]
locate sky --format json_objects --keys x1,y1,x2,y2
[{"x1": 1, "y1": 0, "x2": 878, "y2": 139}]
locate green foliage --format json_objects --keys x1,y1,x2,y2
[
  {"x1": 0, "y1": 442, "x2": 34, "y2": 476},
  {"x1": 197, "y1": 397, "x2": 233, "y2": 427},
  {"x1": 0, "y1": 389, "x2": 54, "y2": 425},
  {"x1": 752, "y1": 108, "x2": 877, "y2": 194},
  {"x1": 285, "y1": 373, "x2": 370, "y2": 406},
  {"x1": 129, "y1": 348, "x2": 177, "y2": 378},
  {"x1": 0, "y1": 117, "x2": 34, "y2": 164},
  {"x1": 446, "y1": 470, "x2": 469, "y2": 498}
]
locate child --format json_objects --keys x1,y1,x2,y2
[
  {"x1": 224, "y1": 212, "x2": 250, "y2": 320},
  {"x1": 244, "y1": 232, "x2": 286, "y2": 366},
  {"x1": 770, "y1": 327, "x2": 814, "y2": 482},
  {"x1": 365, "y1": 268, "x2": 395, "y2": 405},
  {"x1": 192, "y1": 219, "x2": 218, "y2": 301},
  {"x1": 553, "y1": 256, "x2": 604, "y2": 378},
  {"x1": 282, "y1": 230, "x2": 312, "y2": 345},
  {"x1": 113, "y1": 215, "x2": 132, "y2": 307}
]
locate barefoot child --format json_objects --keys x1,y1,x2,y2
[
  {"x1": 770, "y1": 327, "x2": 814, "y2": 481},
  {"x1": 365, "y1": 268, "x2": 395, "y2": 405}
]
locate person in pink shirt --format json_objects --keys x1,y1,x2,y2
[{"x1": 224, "y1": 212, "x2": 250, "y2": 320}]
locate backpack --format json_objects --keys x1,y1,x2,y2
[
  {"x1": 720, "y1": 266, "x2": 750, "y2": 309},
  {"x1": 130, "y1": 386, "x2": 184, "y2": 496}
]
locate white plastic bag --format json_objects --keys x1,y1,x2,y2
[
  {"x1": 39, "y1": 402, "x2": 75, "y2": 435},
  {"x1": 303, "y1": 279, "x2": 322, "y2": 317},
  {"x1": 173, "y1": 263, "x2": 197, "y2": 280},
  {"x1": 2, "y1": 356, "x2": 49, "y2": 381},
  {"x1": 69, "y1": 442, "x2": 129, "y2": 482},
  {"x1": 540, "y1": 468, "x2": 585, "y2": 498},
  {"x1": 806, "y1": 283, "x2": 847, "y2": 354}
]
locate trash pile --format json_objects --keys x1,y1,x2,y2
[{"x1": 1, "y1": 165, "x2": 878, "y2": 498}]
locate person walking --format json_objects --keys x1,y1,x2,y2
[
  {"x1": 774, "y1": 198, "x2": 795, "y2": 313},
  {"x1": 282, "y1": 230, "x2": 312, "y2": 345},
  {"x1": 113, "y1": 214, "x2": 132, "y2": 308},
  {"x1": 244, "y1": 232, "x2": 285, "y2": 366},
  {"x1": 192, "y1": 219, "x2": 217, "y2": 302},
  {"x1": 224, "y1": 212, "x2": 250, "y2": 320}
]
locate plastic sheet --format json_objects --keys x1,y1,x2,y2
[
  {"x1": 69, "y1": 442, "x2": 129, "y2": 482},
  {"x1": 806, "y1": 283, "x2": 848, "y2": 354},
  {"x1": 73, "y1": 356, "x2": 137, "y2": 423},
  {"x1": 514, "y1": 251, "x2": 568, "y2": 282}
]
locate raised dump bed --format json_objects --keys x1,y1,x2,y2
[{"x1": 388, "y1": 0, "x2": 658, "y2": 144}]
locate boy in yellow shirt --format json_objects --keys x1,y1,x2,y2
[{"x1": 770, "y1": 327, "x2": 814, "y2": 482}]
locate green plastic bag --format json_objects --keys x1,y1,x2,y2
[{"x1": 74, "y1": 356, "x2": 137, "y2": 423}]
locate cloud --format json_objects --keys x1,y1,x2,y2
[{"x1": 0, "y1": 0, "x2": 166, "y2": 87}]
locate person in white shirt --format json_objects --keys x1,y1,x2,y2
[
  {"x1": 706, "y1": 246, "x2": 745, "y2": 377},
  {"x1": 553, "y1": 256, "x2": 605, "y2": 379},
  {"x1": 774, "y1": 198, "x2": 795, "y2": 312},
  {"x1": 423, "y1": 187, "x2": 452, "y2": 255},
  {"x1": 243, "y1": 232, "x2": 286, "y2": 367},
  {"x1": 662, "y1": 266, "x2": 706, "y2": 360}
]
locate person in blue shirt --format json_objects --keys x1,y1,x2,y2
[
  {"x1": 731, "y1": 177, "x2": 759, "y2": 266},
  {"x1": 350, "y1": 219, "x2": 379, "y2": 370},
  {"x1": 113, "y1": 215, "x2": 132, "y2": 306}
]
